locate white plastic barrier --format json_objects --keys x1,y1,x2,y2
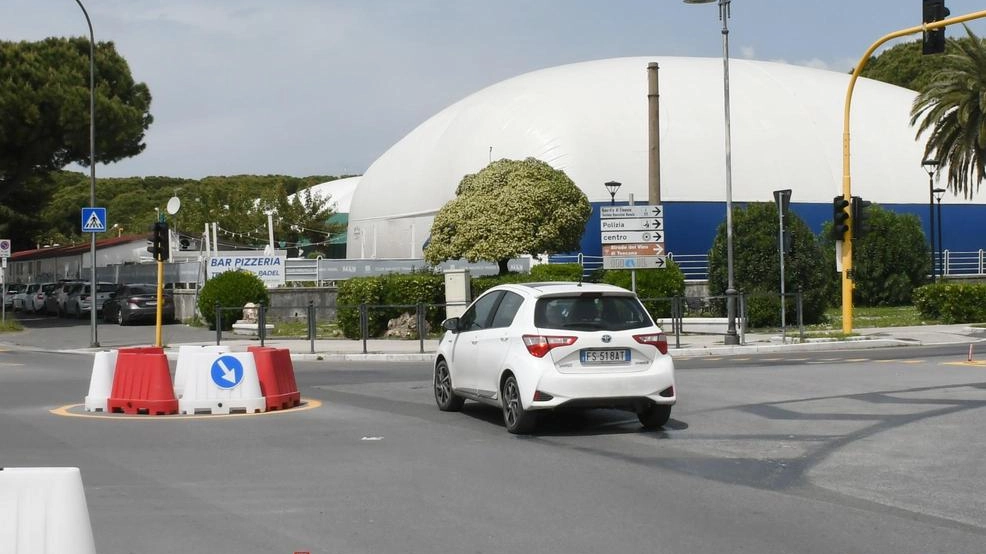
[
  {"x1": 174, "y1": 345, "x2": 231, "y2": 398},
  {"x1": 0, "y1": 467, "x2": 97, "y2": 554},
  {"x1": 84, "y1": 350, "x2": 119, "y2": 413},
  {"x1": 178, "y1": 351, "x2": 265, "y2": 415}
]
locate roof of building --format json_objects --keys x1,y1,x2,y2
[{"x1": 348, "y1": 56, "x2": 956, "y2": 233}]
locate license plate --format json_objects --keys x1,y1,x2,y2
[{"x1": 580, "y1": 349, "x2": 630, "y2": 364}]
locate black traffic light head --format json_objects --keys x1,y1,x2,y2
[
  {"x1": 831, "y1": 195, "x2": 850, "y2": 241},
  {"x1": 923, "y1": 0, "x2": 950, "y2": 54},
  {"x1": 146, "y1": 221, "x2": 170, "y2": 262},
  {"x1": 851, "y1": 196, "x2": 873, "y2": 239}
]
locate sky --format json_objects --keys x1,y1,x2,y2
[{"x1": 3, "y1": 0, "x2": 986, "y2": 180}]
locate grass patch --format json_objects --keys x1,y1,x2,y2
[
  {"x1": 272, "y1": 320, "x2": 343, "y2": 338},
  {"x1": 0, "y1": 319, "x2": 23, "y2": 333},
  {"x1": 825, "y1": 305, "x2": 937, "y2": 328},
  {"x1": 748, "y1": 305, "x2": 936, "y2": 337}
]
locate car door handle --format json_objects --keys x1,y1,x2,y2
[
  {"x1": 500, "y1": 337, "x2": 509, "y2": 342},
  {"x1": 471, "y1": 338, "x2": 479, "y2": 345}
]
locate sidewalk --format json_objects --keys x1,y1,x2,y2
[{"x1": 158, "y1": 324, "x2": 986, "y2": 362}]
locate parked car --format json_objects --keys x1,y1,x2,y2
[
  {"x1": 45, "y1": 281, "x2": 83, "y2": 316},
  {"x1": 65, "y1": 282, "x2": 117, "y2": 318},
  {"x1": 102, "y1": 284, "x2": 175, "y2": 325},
  {"x1": 4, "y1": 284, "x2": 25, "y2": 310},
  {"x1": 23, "y1": 283, "x2": 57, "y2": 313},
  {"x1": 433, "y1": 282, "x2": 677, "y2": 434},
  {"x1": 13, "y1": 283, "x2": 36, "y2": 311}
]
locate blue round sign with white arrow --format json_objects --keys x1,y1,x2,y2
[{"x1": 210, "y1": 355, "x2": 244, "y2": 389}]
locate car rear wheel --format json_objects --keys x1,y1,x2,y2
[
  {"x1": 501, "y1": 374, "x2": 537, "y2": 434},
  {"x1": 637, "y1": 404, "x2": 672, "y2": 430},
  {"x1": 434, "y1": 359, "x2": 464, "y2": 412},
  {"x1": 117, "y1": 309, "x2": 128, "y2": 326}
]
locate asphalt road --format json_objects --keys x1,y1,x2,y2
[{"x1": 1, "y1": 342, "x2": 984, "y2": 553}]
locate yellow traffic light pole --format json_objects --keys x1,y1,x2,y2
[{"x1": 841, "y1": 9, "x2": 986, "y2": 335}]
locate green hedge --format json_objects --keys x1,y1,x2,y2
[
  {"x1": 336, "y1": 273, "x2": 445, "y2": 339},
  {"x1": 600, "y1": 261, "x2": 686, "y2": 318},
  {"x1": 529, "y1": 263, "x2": 584, "y2": 281},
  {"x1": 913, "y1": 282, "x2": 986, "y2": 323}
]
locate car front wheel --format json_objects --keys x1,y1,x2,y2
[
  {"x1": 501, "y1": 374, "x2": 537, "y2": 434},
  {"x1": 637, "y1": 404, "x2": 672, "y2": 430},
  {"x1": 434, "y1": 359, "x2": 464, "y2": 412}
]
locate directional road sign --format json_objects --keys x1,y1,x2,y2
[
  {"x1": 600, "y1": 230, "x2": 664, "y2": 244},
  {"x1": 600, "y1": 205, "x2": 663, "y2": 219},
  {"x1": 210, "y1": 355, "x2": 244, "y2": 389},
  {"x1": 600, "y1": 217, "x2": 663, "y2": 232},
  {"x1": 603, "y1": 243, "x2": 665, "y2": 257},
  {"x1": 81, "y1": 207, "x2": 107, "y2": 233},
  {"x1": 602, "y1": 256, "x2": 667, "y2": 269}
]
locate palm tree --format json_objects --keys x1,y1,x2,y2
[{"x1": 910, "y1": 26, "x2": 986, "y2": 199}]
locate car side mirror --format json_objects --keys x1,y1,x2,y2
[{"x1": 442, "y1": 317, "x2": 461, "y2": 333}]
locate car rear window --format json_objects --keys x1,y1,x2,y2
[
  {"x1": 96, "y1": 284, "x2": 116, "y2": 293},
  {"x1": 534, "y1": 294, "x2": 653, "y2": 331},
  {"x1": 127, "y1": 287, "x2": 156, "y2": 295}
]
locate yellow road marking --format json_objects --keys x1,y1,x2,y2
[
  {"x1": 50, "y1": 398, "x2": 322, "y2": 420},
  {"x1": 945, "y1": 361, "x2": 986, "y2": 367}
]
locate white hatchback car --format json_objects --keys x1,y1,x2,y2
[{"x1": 434, "y1": 282, "x2": 676, "y2": 434}]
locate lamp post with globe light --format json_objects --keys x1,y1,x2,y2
[
  {"x1": 934, "y1": 187, "x2": 946, "y2": 278},
  {"x1": 922, "y1": 159, "x2": 940, "y2": 281},
  {"x1": 684, "y1": 0, "x2": 739, "y2": 344}
]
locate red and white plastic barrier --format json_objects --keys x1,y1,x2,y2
[
  {"x1": 86, "y1": 346, "x2": 301, "y2": 416},
  {"x1": 0, "y1": 467, "x2": 97, "y2": 554}
]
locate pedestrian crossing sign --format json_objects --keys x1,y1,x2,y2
[{"x1": 81, "y1": 207, "x2": 107, "y2": 233}]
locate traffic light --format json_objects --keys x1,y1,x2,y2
[
  {"x1": 851, "y1": 196, "x2": 873, "y2": 239},
  {"x1": 147, "y1": 221, "x2": 169, "y2": 262},
  {"x1": 831, "y1": 195, "x2": 850, "y2": 241},
  {"x1": 923, "y1": 0, "x2": 949, "y2": 55}
]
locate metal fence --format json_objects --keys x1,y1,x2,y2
[
  {"x1": 209, "y1": 301, "x2": 442, "y2": 354},
  {"x1": 551, "y1": 250, "x2": 986, "y2": 282}
]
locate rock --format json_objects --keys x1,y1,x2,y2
[{"x1": 385, "y1": 312, "x2": 430, "y2": 338}]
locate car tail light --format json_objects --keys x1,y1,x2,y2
[
  {"x1": 634, "y1": 333, "x2": 668, "y2": 355},
  {"x1": 522, "y1": 335, "x2": 577, "y2": 358}
]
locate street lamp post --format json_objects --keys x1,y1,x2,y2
[
  {"x1": 934, "y1": 187, "x2": 946, "y2": 278},
  {"x1": 684, "y1": 0, "x2": 738, "y2": 344},
  {"x1": 922, "y1": 159, "x2": 939, "y2": 281},
  {"x1": 75, "y1": 0, "x2": 98, "y2": 347},
  {"x1": 604, "y1": 181, "x2": 622, "y2": 206}
]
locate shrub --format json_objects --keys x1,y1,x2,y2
[
  {"x1": 600, "y1": 261, "x2": 686, "y2": 318},
  {"x1": 826, "y1": 205, "x2": 930, "y2": 306},
  {"x1": 197, "y1": 271, "x2": 270, "y2": 330},
  {"x1": 709, "y1": 202, "x2": 829, "y2": 327},
  {"x1": 337, "y1": 273, "x2": 446, "y2": 339},
  {"x1": 529, "y1": 263, "x2": 584, "y2": 282},
  {"x1": 336, "y1": 276, "x2": 386, "y2": 338},
  {"x1": 470, "y1": 272, "x2": 536, "y2": 298},
  {"x1": 913, "y1": 282, "x2": 986, "y2": 323},
  {"x1": 379, "y1": 273, "x2": 446, "y2": 331}
]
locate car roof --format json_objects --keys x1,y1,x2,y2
[{"x1": 491, "y1": 281, "x2": 635, "y2": 297}]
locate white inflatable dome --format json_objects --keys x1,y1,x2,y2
[{"x1": 347, "y1": 56, "x2": 939, "y2": 260}]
